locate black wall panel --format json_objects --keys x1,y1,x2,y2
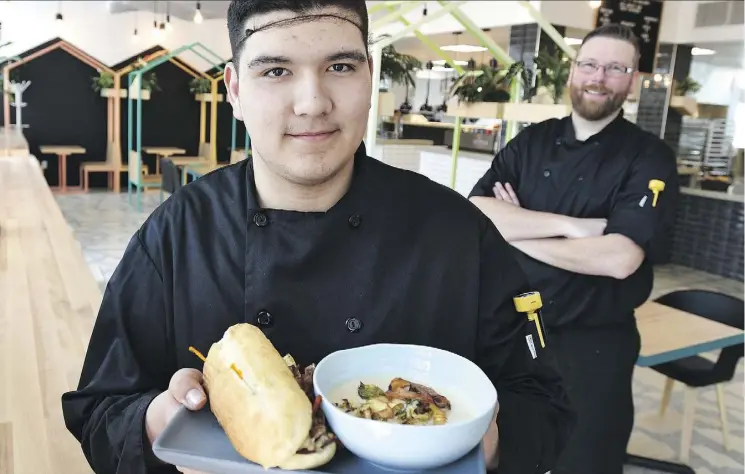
[
  {"x1": 119, "y1": 59, "x2": 203, "y2": 177},
  {"x1": 18, "y1": 47, "x2": 108, "y2": 187},
  {"x1": 214, "y1": 78, "x2": 247, "y2": 164},
  {"x1": 669, "y1": 194, "x2": 745, "y2": 282}
]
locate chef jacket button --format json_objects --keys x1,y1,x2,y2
[
  {"x1": 256, "y1": 310, "x2": 273, "y2": 327},
  {"x1": 253, "y1": 212, "x2": 268, "y2": 227},
  {"x1": 345, "y1": 317, "x2": 363, "y2": 333},
  {"x1": 543, "y1": 170, "x2": 551, "y2": 178},
  {"x1": 578, "y1": 175, "x2": 584, "y2": 181},
  {"x1": 348, "y1": 214, "x2": 362, "y2": 229}
]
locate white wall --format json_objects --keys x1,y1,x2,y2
[
  {"x1": 690, "y1": 62, "x2": 740, "y2": 106},
  {"x1": 0, "y1": 1, "x2": 232, "y2": 71}
]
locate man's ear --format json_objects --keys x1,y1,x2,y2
[{"x1": 224, "y1": 62, "x2": 244, "y2": 121}]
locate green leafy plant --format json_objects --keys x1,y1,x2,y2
[
  {"x1": 533, "y1": 51, "x2": 571, "y2": 104},
  {"x1": 189, "y1": 77, "x2": 212, "y2": 94},
  {"x1": 449, "y1": 65, "x2": 511, "y2": 103},
  {"x1": 130, "y1": 58, "x2": 160, "y2": 92},
  {"x1": 503, "y1": 61, "x2": 537, "y2": 102},
  {"x1": 675, "y1": 77, "x2": 701, "y2": 96},
  {"x1": 380, "y1": 43, "x2": 421, "y2": 89},
  {"x1": 91, "y1": 70, "x2": 114, "y2": 92}
]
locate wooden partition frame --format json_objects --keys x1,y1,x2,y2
[
  {"x1": 127, "y1": 42, "x2": 225, "y2": 211},
  {"x1": 2, "y1": 40, "x2": 114, "y2": 135}
]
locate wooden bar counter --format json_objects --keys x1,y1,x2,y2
[{"x1": 0, "y1": 155, "x2": 98, "y2": 474}]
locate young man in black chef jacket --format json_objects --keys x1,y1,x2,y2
[
  {"x1": 61, "y1": 1, "x2": 575, "y2": 473},
  {"x1": 469, "y1": 25, "x2": 680, "y2": 474}
]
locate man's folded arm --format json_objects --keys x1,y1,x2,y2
[
  {"x1": 61, "y1": 230, "x2": 176, "y2": 474},
  {"x1": 470, "y1": 197, "x2": 576, "y2": 242},
  {"x1": 467, "y1": 130, "x2": 583, "y2": 242},
  {"x1": 476, "y1": 220, "x2": 576, "y2": 473},
  {"x1": 511, "y1": 142, "x2": 679, "y2": 279},
  {"x1": 512, "y1": 233, "x2": 644, "y2": 279}
]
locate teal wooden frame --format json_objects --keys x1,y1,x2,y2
[{"x1": 127, "y1": 42, "x2": 226, "y2": 211}]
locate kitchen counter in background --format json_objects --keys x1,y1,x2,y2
[{"x1": 669, "y1": 185, "x2": 744, "y2": 281}]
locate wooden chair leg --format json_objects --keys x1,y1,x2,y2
[
  {"x1": 715, "y1": 384, "x2": 731, "y2": 451},
  {"x1": 679, "y1": 387, "x2": 697, "y2": 463},
  {"x1": 659, "y1": 377, "x2": 674, "y2": 417}
]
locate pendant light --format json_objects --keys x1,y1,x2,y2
[
  {"x1": 194, "y1": 2, "x2": 203, "y2": 24},
  {"x1": 55, "y1": 1, "x2": 63, "y2": 21}
]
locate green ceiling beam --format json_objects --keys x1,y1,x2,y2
[
  {"x1": 368, "y1": 1, "x2": 413, "y2": 15},
  {"x1": 371, "y1": 2, "x2": 422, "y2": 31},
  {"x1": 517, "y1": 1, "x2": 577, "y2": 60},
  {"x1": 386, "y1": 5, "x2": 465, "y2": 75},
  {"x1": 436, "y1": 0, "x2": 513, "y2": 66}
]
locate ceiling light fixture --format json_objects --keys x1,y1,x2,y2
[
  {"x1": 194, "y1": 2, "x2": 203, "y2": 24},
  {"x1": 166, "y1": 2, "x2": 173, "y2": 32},
  {"x1": 692, "y1": 47, "x2": 715, "y2": 56},
  {"x1": 432, "y1": 59, "x2": 468, "y2": 66},
  {"x1": 440, "y1": 44, "x2": 487, "y2": 53}
]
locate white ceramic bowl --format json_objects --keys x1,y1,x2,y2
[{"x1": 313, "y1": 344, "x2": 498, "y2": 471}]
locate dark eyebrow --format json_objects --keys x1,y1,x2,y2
[
  {"x1": 246, "y1": 50, "x2": 368, "y2": 70},
  {"x1": 325, "y1": 50, "x2": 368, "y2": 64},
  {"x1": 246, "y1": 55, "x2": 292, "y2": 69}
]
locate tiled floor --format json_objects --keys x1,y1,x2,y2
[{"x1": 55, "y1": 190, "x2": 744, "y2": 474}]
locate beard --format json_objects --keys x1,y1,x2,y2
[{"x1": 569, "y1": 82, "x2": 629, "y2": 121}]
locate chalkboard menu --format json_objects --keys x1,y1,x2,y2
[{"x1": 594, "y1": 0, "x2": 664, "y2": 74}]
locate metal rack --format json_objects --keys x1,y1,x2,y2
[{"x1": 678, "y1": 118, "x2": 735, "y2": 173}]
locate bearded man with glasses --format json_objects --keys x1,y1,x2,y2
[{"x1": 469, "y1": 24, "x2": 680, "y2": 474}]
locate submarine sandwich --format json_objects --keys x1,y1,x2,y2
[{"x1": 191, "y1": 324, "x2": 337, "y2": 470}]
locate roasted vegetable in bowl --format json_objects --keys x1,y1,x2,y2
[{"x1": 334, "y1": 378, "x2": 451, "y2": 425}]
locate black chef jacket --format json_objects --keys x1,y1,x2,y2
[
  {"x1": 470, "y1": 112, "x2": 679, "y2": 330},
  {"x1": 61, "y1": 143, "x2": 575, "y2": 474}
]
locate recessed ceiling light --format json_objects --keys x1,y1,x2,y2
[
  {"x1": 692, "y1": 47, "x2": 715, "y2": 56},
  {"x1": 432, "y1": 59, "x2": 468, "y2": 66},
  {"x1": 440, "y1": 44, "x2": 487, "y2": 53}
]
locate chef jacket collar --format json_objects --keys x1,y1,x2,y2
[
  {"x1": 244, "y1": 141, "x2": 370, "y2": 214},
  {"x1": 560, "y1": 108, "x2": 625, "y2": 146}
]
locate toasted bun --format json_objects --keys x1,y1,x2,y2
[
  {"x1": 278, "y1": 440, "x2": 337, "y2": 470},
  {"x1": 202, "y1": 324, "x2": 313, "y2": 470}
]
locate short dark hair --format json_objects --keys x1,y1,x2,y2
[
  {"x1": 581, "y1": 24, "x2": 641, "y2": 63},
  {"x1": 227, "y1": 0, "x2": 369, "y2": 63}
]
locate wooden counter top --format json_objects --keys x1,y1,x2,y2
[{"x1": 0, "y1": 156, "x2": 99, "y2": 473}]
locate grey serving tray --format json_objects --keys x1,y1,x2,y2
[{"x1": 153, "y1": 405, "x2": 487, "y2": 474}]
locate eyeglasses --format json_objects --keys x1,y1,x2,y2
[{"x1": 575, "y1": 60, "x2": 634, "y2": 77}]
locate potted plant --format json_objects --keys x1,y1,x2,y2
[
  {"x1": 503, "y1": 61, "x2": 537, "y2": 103},
  {"x1": 671, "y1": 76, "x2": 700, "y2": 116},
  {"x1": 500, "y1": 52, "x2": 571, "y2": 123},
  {"x1": 91, "y1": 70, "x2": 126, "y2": 98},
  {"x1": 128, "y1": 58, "x2": 159, "y2": 100},
  {"x1": 379, "y1": 43, "x2": 421, "y2": 114},
  {"x1": 533, "y1": 51, "x2": 571, "y2": 105},
  {"x1": 446, "y1": 64, "x2": 511, "y2": 118},
  {"x1": 190, "y1": 77, "x2": 222, "y2": 102}
]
